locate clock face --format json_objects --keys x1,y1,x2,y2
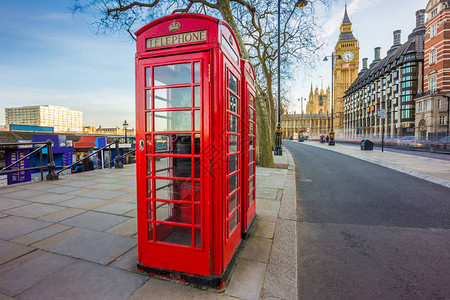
[{"x1": 342, "y1": 51, "x2": 355, "y2": 62}]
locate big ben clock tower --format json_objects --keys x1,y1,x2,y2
[{"x1": 333, "y1": 3, "x2": 359, "y2": 134}]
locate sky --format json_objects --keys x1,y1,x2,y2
[{"x1": 0, "y1": 0, "x2": 427, "y2": 128}]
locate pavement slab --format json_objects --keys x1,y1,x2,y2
[
  {"x1": 106, "y1": 218, "x2": 137, "y2": 236},
  {"x1": 26, "y1": 193, "x2": 75, "y2": 204},
  {"x1": 73, "y1": 189, "x2": 127, "y2": 200},
  {"x1": 252, "y1": 220, "x2": 276, "y2": 239},
  {"x1": 60, "y1": 211, "x2": 129, "y2": 232},
  {"x1": 16, "y1": 260, "x2": 147, "y2": 300},
  {"x1": 11, "y1": 224, "x2": 72, "y2": 246},
  {"x1": 0, "y1": 190, "x2": 47, "y2": 200},
  {"x1": 0, "y1": 241, "x2": 35, "y2": 265},
  {"x1": 225, "y1": 259, "x2": 267, "y2": 300},
  {"x1": 0, "y1": 251, "x2": 76, "y2": 297},
  {"x1": 94, "y1": 201, "x2": 136, "y2": 215},
  {"x1": 0, "y1": 199, "x2": 30, "y2": 211},
  {"x1": 255, "y1": 188, "x2": 280, "y2": 201},
  {"x1": 36, "y1": 207, "x2": 86, "y2": 222},
  {"x1": 109, "y1": 246, "x2": 138, "y2": 272},
  {"x1": 239, "y1": 237, "x2": 272, "y2": 263},
  {"x1": 129, "y1": 278, "x2": 221, "y2": 300},
  {"x1": 34, "y1": 228, "x2": 136, "y2": 265},
  {"x1": 3, "y1": 203, "x2": 66, "y2": 219},
  {"x1": 57, "y1": 197, "x2": 110, "y2": 210},
  {"x1": 84, "y1": 183, "x2": 129, "y2": 190},
  {"x1": 0, "y1": 216, "x2": 52, "y2": 240}
]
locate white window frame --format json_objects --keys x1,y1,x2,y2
[
  {"x1": 431, "y1": 23, "x2": 438, "y2": 37},
  {"x1": 439, "y1": 115, "x2": 446, "y2": 125},
  {"x1": 438, "y1": 99, "x2": 442, "y2": 109},
  {"x1": 429, "y1": 76, "x2": 437, "y2": 93},
  {"x1": 430, "y1": 49, "x2": 437, "y2": 64}
]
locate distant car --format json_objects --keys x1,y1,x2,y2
[{"x1": 430, "y1": 136, "x2": 450, "y2": 153}]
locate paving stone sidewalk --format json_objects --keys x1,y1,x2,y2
[{"x1": 0, "y1": 149, "x2": 298, "y2": 300}]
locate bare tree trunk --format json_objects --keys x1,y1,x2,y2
[{"x1": 217, "y1": 1, "x2": 274, "y2": 167}]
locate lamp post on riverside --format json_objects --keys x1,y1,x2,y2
[
  {"x1": 274, "y1": 0, "x2": 308, "y2": 156},
  {"x1": 323, "y1": 53, "x2": 341, "y2": 146},
  {"x1": 123, "y1": 120, "x2": 129, "y2": 144}
]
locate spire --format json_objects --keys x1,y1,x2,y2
[{"x1": 342, "y1": 2, "x2": 351, "y2": 25}]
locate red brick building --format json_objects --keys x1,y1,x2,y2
[{"x1": 415, "y1": 0, "x2": 450, "y2": 139}]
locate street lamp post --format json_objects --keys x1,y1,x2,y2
[
  {"x1": 123, "y1": 120, "x2": 129, "y2": 144},
  {"x1": 324, "y1": 53, "x2": 341, "y2": 146},
  {"x1": 275, "y1": 0, "x2": 308, "y2": 156}
]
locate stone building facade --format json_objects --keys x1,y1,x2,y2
[
  {"x1": 415, "y1": 0, "x2": 450, "y2": 139},
  {"x1": 344, "y1": 10, "x2": 426, "y2": 138}
]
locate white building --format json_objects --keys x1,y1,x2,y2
[{"x1": 5, "y1": 105, "x2": 83, "y2": 132}]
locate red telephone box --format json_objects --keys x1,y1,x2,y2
[
  {"x1": 240, "y1": 59, "x2": 256, "y2": 236},
  {"x1": 135, "y1": 13, "x2": 250, "y2": 287}
]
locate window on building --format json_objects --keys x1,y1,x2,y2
[
  {"x1": 431, "y1": 8, "x2": 438, "y2": 18},
  {"x1": 440, "y1": 115, "x2": 446, "y2": 125},
  {"x1": 431, "y1": 23, "x2": 437, "y2": 37},
  {"x1": 438, "y1": 99, "x2": 442, "y2": 109},
  {"x1": 429, "y1": 76, "x2": 437, "y2": 93},
  {"x1": 430, "y1": 49, "x2": 437, "y2": 64}
]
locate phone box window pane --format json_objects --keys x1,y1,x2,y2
[
  {"x1": 228, "y1": 114, "x2": 238, "y2": 133},
  {"x1": 147, "y1": 223, "x2": 153, "y2": 241},
  {"x1": 194, "y1": 204, "x2": 201, "y2": 225},
  {"x1": 194, "y1": 134, "x2": 200, "y2": 155},
  {"x1": 249, "y1": 123, "x2": 254, "y2": 134},
  {"x1": 156, "y1": 224, "x2": 192, "y2": 246},
  {"x1": 250, "y1": 150, "x2": 254, "y2": 162},
  {"x1": 249, "y1": 190, "x2": 254, "y2": 206},
  {"x1": 229, "y1": 93, "x2": 238, "y2": 113},
  {"x1": 155, "y1": 179, "x2": 192, "y2": 201},
  {"x1": 154, "y1": 111, "x2": 191, "y2": 132},
  {"x1": 154, "y1": 157, "x2": 170, "y2": 177},
  {"x1": 249, "y1": 163, "x2": 253, "y2": 177},
  {"x1": 147, "y1": 157, "x2": 152, "y2": 175},
  {"x1": 146, "y1": 90, "x2": 152, "y2": 109},
  {"x1": 146, "y1": 67, "x2": 152, "y2": 87},
  {"x1": 155, "y1": 134, "x2": 191, "y2": 154},
  {"x1": 194, "y1": 63, "x2": 200, "y2": 83},
  {"x1": 194, "y1": 111, "x2": 200, "y2": 131},
  {"x1": 154, "y1": 63, "x2": 191, "y2": 86},
  {"x1": 228, "y1": 173, "x2": 237, "y2": 195},
  {"x1": 194, "y1": 181, "x2": 201, "y2": 202},
  {"x1": 146, "y1": 112, "x2": 152, "y2": 132},
  {"x1": 155, "y1": 201, "x2": 192, "y2": 225},
  {"x1": 249, "y1": 108, "x2": 254, "y2": 121},
  {"x1": 194, "y1": 228, "x2": 201, "y2": 248},
  {"x1": 229, "y1": 72, "x2": 238, "y2": 93},
  {"x1": 194, "y1": 158, "x2": 200, "y2": 178},
  {"x1": 147, "y1": 179, "x2": 152, "y2": 198},
  {"x1": 228, "y1": 154, "x2": 237, "y2": 174},
  {"x1": 194, "y1": 86, "x2": 200, "y2": 107},
  {"x1": 228, "y1": 192, "x2": 238, "y2": 215},
  {"x1": 249, "y1": 177, "x2": 254, "y2": 191},
  {"x1": 228, "y1": 210, "x2": 238, "y2": 237},
  {"x1": 154, "y1": 87, "x2": 191, "y2": 109},
  {"x1": 147, "y1": 201, "x2": 152, "y2": 219},
  {"x1": 146, "y1": 135, "x2": 152, "y2": 154},
  {"x1": 228, "y1": 135, "x2": 237, "y2": 153},
  {"x1": 249, "y1": 137, "x2": 254, "y2": 149}
]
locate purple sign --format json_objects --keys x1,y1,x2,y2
[{"x1": 6, "y1": 150, "x2": 31, "y2": 185}]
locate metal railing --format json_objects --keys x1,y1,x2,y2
[
  {"x1": 0, "y1": 140, "x2": 58, "y2": 181},
  {"x1": 1, "y1": 139, "x2": 137, "y2": 184},
  {"x1": 56, "y1": 139, "x2": 129, "y2": 175}
]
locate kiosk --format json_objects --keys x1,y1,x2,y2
[
  {"x1": 135, "y1": 13, "x2": 254, "y2": 287},
  {"x1": 240, "y1": 59, "x2": 256, "y2": 236}
]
